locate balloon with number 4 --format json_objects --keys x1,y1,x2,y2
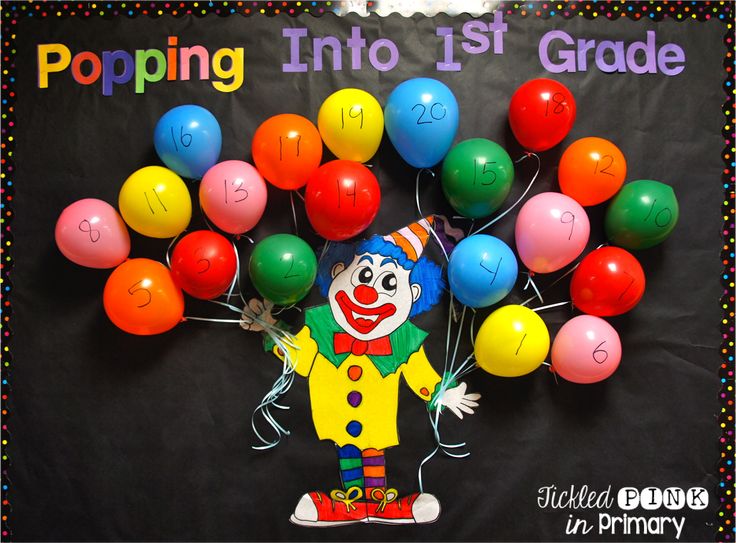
[
  {"x1": 170, "y1": 230, "x2": 237, "y2": 300},
  {"x1": 249, "y1": 234, "x2": 318, "y2": 305},
  {"x1": 305, "y1": 160, "x2": 381, "y2": 241},
  {"x1": 558, "y1": 137, "x2": 627, "y2": 206},
  {"x1": 103, "y1": 258, "x2": 184, "y2": 335},
  {"x1": 154, "y1": 105, "x2": 222, "y2": 179},
  {"x1": 318, "y1": 88, "x2": 384, "y2": 163},
  {"x1": 384, "y1": 77, "x2": 459, "y2": 168},
  {"x1": 551, "y1": 315, "x2": 622, "y2": 384},
  {"x1": 509, "y1": 78, "x2": 576, "y2": 152},
  {"x1": 55, "y1": 198, "x2": 130, "y2": 269},
  {"x1": 515, "y1": 192, "x2": 590, "y2": 274},
  {"x1": 474, "y1": 304, "x2": 550, "y2": 377},
  {"x1": 570, "y1": 246, "x2": 645, "y2": 317},
  {"x1": 605, "y1": 180, "x2": 680, "y2": 250},
  {"x1": 199, "y1": 160, "x2": 268, "y2": 235},
  {"x1": 252, "y1": 114, "x2": 323, "y2": 190}
]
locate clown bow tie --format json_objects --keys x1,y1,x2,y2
[{"x1": 333, "y1": 333, "x2": 392, "y2": 357}]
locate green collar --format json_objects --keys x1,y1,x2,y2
[{"x1": 304, "y1": 304, "x2": 428, "y2": 377}]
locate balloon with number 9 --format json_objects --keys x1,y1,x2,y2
[{"x1": 249, "y1": 234, "x2": 318, "y2": 306}]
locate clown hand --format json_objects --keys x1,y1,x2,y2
[
  {"x1": 435, "y1": 382, "x2": 481, "y2": 420},
  {"x1": 240, "y1": 298, "x2": 277, "y2": 332}
]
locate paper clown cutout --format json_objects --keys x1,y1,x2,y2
[{"x1": 243, "y1": 217, "x2": 480, "y2": 527}]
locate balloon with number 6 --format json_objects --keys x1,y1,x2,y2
[
  {"x1": 199, "y1": 160, "x2": 268, "y2": 235},
  {"x1": 558, "y1": 137, "x2": 627, "y2": 206},
  {"x1": 318, "y1": 88, "x2": 384, "y2": 163},
  {"x1": 119, "y1": 166, "x2": 192, "y2": 238},
  {"x1": 103, "y1": 258, "x2": 184, "y2": 335},
  {"x1": 551, "y1": 315, "x2": 622, "y2": 384},
  {"x1": 604, "y1": 180, "x2": 680, "y2": 250},
  {"x1": 514, "y1": 192, "x2": 590, "y2": 274},
  {"x1": 509, "y1": 78, "x2": 576, "y2": 152},
  {"x1": 384, "y1": 78, "x2": 459, "y2": 168},
  {"x1": 474, "y1": 304, "x2": 550, "y2": 377},
  {"x1": 55, "y1": 198, "x2": 130, "y2": 269},
  {"x1": 154, "y1": 105, "x2": 222, "y2": 180},
  {"x1": 249, "y1": 234, "x2": 318, "y2": 306},
  {"x1": 170, "y1": 230, "x2": 237, "y2": 300}
]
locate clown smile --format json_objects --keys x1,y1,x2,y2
[{"x1": 336, "y1": 290, "x2": 397, "y2": 334}]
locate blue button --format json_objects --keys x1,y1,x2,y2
[{"x1": 346, "y1": 420, "x2": 362, "y2": 437}]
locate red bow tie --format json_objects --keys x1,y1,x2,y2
[{"x1": 333, "y1": 333, "x2": 392, "y2": 357}]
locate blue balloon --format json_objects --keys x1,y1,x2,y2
[
  {"x1": 154, "y1": 105, "x2": 222, "y2": 179},
  {"x1": 448, "y1": 235, "x2": 518, "y2": 308},
  {"x1": 384, "y1": 78, "x2": 459, "y2": 169}
]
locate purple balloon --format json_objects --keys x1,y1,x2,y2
[{"x1": 551, "y1": 315, "x2": 622, "y2": 384}]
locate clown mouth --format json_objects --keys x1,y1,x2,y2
[{"x1": 335, "y1": 290, "x2": 397, "y2": 334}]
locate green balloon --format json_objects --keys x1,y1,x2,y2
[
  {"x1": 249, "y1": 234, "x2": 317, "y2": 305},
  {"x1": 441, "y1": 138, "x2": 514, "y2": 219},
  {"x1": 605, "y1": 180, "x2": 679, "y2": 250}
]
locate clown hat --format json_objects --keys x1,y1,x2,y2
[{"x1": 383, "y1": 216, "x2": 434, "y2": 262}]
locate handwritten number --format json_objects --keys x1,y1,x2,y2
[
  {"x1": 413, "y1": 102, "x2": 446, "y2": 125},
  {"x1": 336, "y1": 179, "x2": 358, "y2": 208},
  {"x1": 592, "y1": 341, "x2": 609, "y2": 364},
  {"x1": 473, "y1": 159, "x2": 497, "y2": 186},
  {"x1": 560, "y1": 211, "x2": 575, "y2": 241},
  {"x1": 430, "y1": 103, "x2": 447, "y2": 120},
  {"x1": 194, "y1": 248, "x2": 211, "y2": 274},
  {"x1": 413, "y1": 104, "x2": 431, "y2": 125},
  {"x1": 143, "y1": 188, "x2": 167, "y2": 214},
  {"x1": 78, "y1": 219, "x2": 100, "y2": 243},
  {"x1": 224, "y1": 179, "x2": 248, "y2": 204},
  {"x1": 594, "y1": 154, "x2": 615, "y2": 176},
  {"x1": 341, "y1": 106, "x2": 364, "y2": 129},
  {"x1": 171, "y1": 126, "x2": 192, "y2": 152},
  {"x1": 279, "y1": 135, "x2": 302, "y2": 160},
  {"x1": 479, "y1": 257, "x2": 503, "y2": 286},
  {"x1": 545, "y1": 92, "x2": 566, "y2": 117},
  {"x1": 281, "y1": 256, "x2": 300, "y2": 279},
  {"x1": 643, "y1": 199, "x2": 672, "y2": 228},
  {"x1": 127, "y1": 281, "x2": 152, "y2": 308},
  {"x1": 515, "y1": 333, "x2": 527, "y2": 356},
  {"x1": 618, "y1": 271, "x2": 636, "y2": 301}
]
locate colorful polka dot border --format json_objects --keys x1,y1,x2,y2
[{"x1": 0, "y1": 1, "x2": 733, "y2": 540}]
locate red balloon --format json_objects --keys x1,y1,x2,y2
[
  {"x1": 570, "y1": 247, "x2": 646, "y2": 317},
  {"x1": 509, "y1": 78, "x2": 576, "y2": 152},
  {"x1": 170, "y1": 230, "x2": 237, "y2": 300},
  {"x1": 305, "y1": 160, "x2": 381, "y2": 241}
]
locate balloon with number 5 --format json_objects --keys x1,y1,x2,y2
[
  {"x1": 551, "y1": 315, "x2": 622, "y2": 384},
  {"x1": 514, "y1": 192, "x2": 590, "y2": 274},
  {"x1": 103, "y1": 258, "x2": 184, "y2": 335},
  {"x1": 384, "y1": 78, "x2": 459, "y2": 168},
  {"x1": 558, "y1": 137, "x2": 627, "y2": 206},
  {"x1": 305, "y1": 160, "x2": 381, "y2": 241},
  {"x1": 474, "y1": 304, "x2": 550, "y2": 377},
  {"x1": 55, "y1": 198, "x2": 130, "y2": 269},
  {"x1": 199, "y1": 160, "x2": 268, "y2": 235},
  {"x1": 249, "y1": 234, "x2": 318, "y2": 306},
  {"x1": 509, "y1": 78, "x2": 576, "y2": 152},
  {"x1": 318, "y1": 88, "x2": 384, "y2": 163},
  {"x1": 153, "y1": 105, "x2": 222, "y2": 180}
]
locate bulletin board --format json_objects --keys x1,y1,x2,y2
[{"x1": 1, "y1": 1, "x2": 734, "y2": 541}]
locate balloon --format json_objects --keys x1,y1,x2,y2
[
  {"x1": 605, "y1": 180, "x2": 680, "y2": 250},
  {"x1": 558, "y1": 137, "x2": 627, "y2": 206},
  {"x1": 441, "y1": 139, "x2": 515, "y2": 219},
  {"x1": 55, "y1": 198, "x2": 130, "y2": 269},
  {"x1": 509, "y1": 78, "x2": 576, "y2": 152},
  {"x1": 153, "y1": 104, "x2": 222, "y2": 179},
  {"x1": 448, "y1": 235, "x2": 518, "y2": 308},
  {"x1": 170, "y1": 230, "x2": 237, "y2": 300},
  {"x1": 570, "y1": 247, "x2": 646, "y2": 316},
  {"x1": 199, "y1": 160, "x2": 268, "y2": 234},
  {"x1": 118, "y1": 166, "x2": 192, "y2": 238},
  {"x1": 249, "y1": 234, "x2": 317, "y2": 305},
  {"x1": 514, "y1": 192, "x2": 590, "y2": 274},
  {"x1": 384, "y1": 77, "x2": 459, "y2": 168},
  {"x1": 551, "y1": 315, "x2": 622, "y2": 384},
  {"x1": 103, "y1": 258, "x2": 184, "y2": 335},
  {"x1": 304, "y1": 160, "x2": 381, "y2": 241},
  {"x1": 251, "y1": 114, "x2": 323, "y2": 190},
  {"x1": 474, "y1": 305, "x2": 550, "y2": 377},
  {"x1": 317, "y1": 88, "x2": 384, "y2": 163}
]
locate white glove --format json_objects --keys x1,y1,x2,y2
[
  {"x1": 240, "y1": 298, "x2": 276, "y2": 332},
  {"x1": 435, "y1": 382, "x2": 481, "y2": 419}
]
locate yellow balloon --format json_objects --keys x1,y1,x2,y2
[
  {"x1": 119, "y1": 166, "x2": 192, "y2": 238},
  {"x1": 317, "y1": 88, "x2": 384, "y2": 163},
  {"x1": 474, "y1": 305, "x2": 550, "y2": 377}
]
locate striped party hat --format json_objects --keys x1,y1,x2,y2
[{"x1": 383, "y1": 216, "x2": 435, "y2": 262}]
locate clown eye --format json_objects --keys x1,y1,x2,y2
[
  {"x1": 358, "y1": 267, "x2": 373, "y2": 284},
  {"x1": 381, "y1": 273, "x2": 397, "y2": 293}
]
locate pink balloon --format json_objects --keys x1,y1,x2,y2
[
  {"x1": 199, "y1": 160, "x2": 267, "y2": 234},
  {"x1": 55, "y1": 198, "x2": 130, "y2": 269},
  {"x1": 514, "y1": 192, "x2": 590, "y2": 273},
  {"x1": 551, "y1": 315, "x2": 622, "y2": 384}
]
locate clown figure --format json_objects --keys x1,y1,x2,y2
[{"x1": 244, "y1": 217, "x2": 480, "y2": 526}]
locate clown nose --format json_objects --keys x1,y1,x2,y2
[{"x1": 354, "y1": 285, "x2": 378, "y2": 305}]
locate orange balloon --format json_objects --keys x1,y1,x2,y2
[
  {"x1": 558, "y1": 137, "x2": 627, "y2": 206},
  {"x1": 251, "y1": 114, "x2": 323, "y2": 190},
  {"x1": 103, "y1": 258, "x2": 184, "y2": 335}
]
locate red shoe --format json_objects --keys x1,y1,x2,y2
[
  {"x1": 289, "y1": 488, "x2": 368, "y2": 527},
  {"x1": 364, "y1": 489, "x2": 441, "y2": 525}
]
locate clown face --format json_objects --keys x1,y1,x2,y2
[{"x1": 327, "y1": 252, "x2": 421, "y2": 341}]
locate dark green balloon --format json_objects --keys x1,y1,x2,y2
[
  {"x1": 605, "y1": 180, "x2": 679, "y2": 250},
  {"x1": 441, "y1": 138, "x2": 514, "y2": 219},
  {"x1": 249, "y1": 234, "x2": 317, "y2": 305}
]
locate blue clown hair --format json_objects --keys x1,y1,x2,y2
[{"x1": 316, "y1": 235, "x2": 445, "y2": 318}]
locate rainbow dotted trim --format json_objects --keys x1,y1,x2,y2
[{"x1": 0, "y1": 1, "x2": 733, "y2": 541}]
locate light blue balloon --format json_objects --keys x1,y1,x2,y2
[
  {"x1": 448, "y1": 235, "x2": 518, "y2": 308},
  {"x1": 384, "y1": 78, "x2": 459, "y2": 169},
  {"x1": 154, "y1": 105, "x2": 222, "y2": 180}
]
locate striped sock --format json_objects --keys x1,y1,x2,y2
[
  {"x1": 337, "y1": 444, "x2": 364, "y2": 491},
  {"x1": 362, "y1": 448, "x2": 386, "y2": 497}
]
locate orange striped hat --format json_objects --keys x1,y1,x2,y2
[{"x1": 383, "y1": 216, "x2": 434, "y2": 262}]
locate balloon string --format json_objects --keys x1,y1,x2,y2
[
  {"x1": 532, "y1": 301, "x2": 571, "y2": 312},
  {"x1": 290, "y1": 191, "x2": 299, "y2": 236},
  {"x1": 523, "y1": 272, "x2": 544, "y2": 304},
  {"x1": 293, "y1": 189, "x2": 305, "y2": 202},
  {"x1": 319, "y1": 240, "x2": 331, "y2": 263},
  {"x1": 473, "y1": 152, "x2": 541, "y2": 236},
  {"x1": 469, "y1": 308, "x2": 477, "y2": 349},
  {"x1": 519, "y1": 262, "x2": 580, "y2": 307},
  {"x1": 414, "y1": 168, "x2": 435, "y2": 219},
  {"x1": 165, "y1": 232, "x2": 183, "y2": 269}
]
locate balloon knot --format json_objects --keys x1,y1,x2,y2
[
  {"x1": 236, "y1": 234, "x2": 241, "y2": 241},
  {"x1": 525, "y1": 151, "x2": 533, "y2": 158}
]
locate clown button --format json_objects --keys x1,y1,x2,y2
[{"x1": 346, "y1": 420, "x2": 362, "y2": 437}]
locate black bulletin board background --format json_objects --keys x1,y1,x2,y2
[{"x1": 3, "y1": 3, "x2": 731, "y2": 542}]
